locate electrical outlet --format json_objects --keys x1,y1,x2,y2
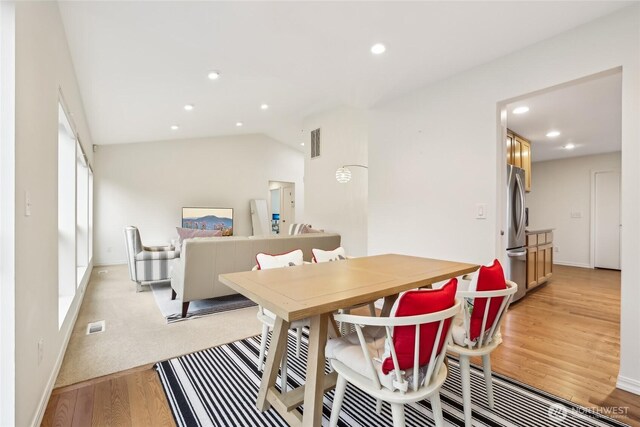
[{"x1": 37, "y1": 338, "x2": 44, "y2": 365}]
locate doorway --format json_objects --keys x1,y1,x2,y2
[
  {"x1": 268, "y1": 181, "x2": 295, "y2": 234},
  {"x1": 593, "y1": 170, "x2": 621, "y2": 269}
]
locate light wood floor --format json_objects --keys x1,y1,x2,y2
[{"x1": 42, "y1": 265, "x2": 639, "y2": 426}]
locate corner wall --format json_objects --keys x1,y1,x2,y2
[
  {"x1": 94, "y1": 134, "x2": 304, "y2": 265},
  {"x1": 303, "y1": 107, "x2": 368, "y2": 256},
  {"x1": 14, "y1": 2, "x2": 95, "y2": 425},
  {"x1": 368, "y1": 6, "x2": 639, "y2": 392}
]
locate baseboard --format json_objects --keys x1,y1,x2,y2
[
  {"x1": 31, "y1": 263, "x2": 93, "y2": 427},
  {"x1": 94, "y1": 260, "x2": 127, "y2": 267},
  {"x1": 553, "y1": 260, "x2": 592, "y2": 269},
  {"x1": 617, "y1": 375, "x2": 640, "y2": 395}
]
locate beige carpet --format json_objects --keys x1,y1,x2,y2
[{"x1": 54, "y1": 265, "x2": 262, "y2": 388}]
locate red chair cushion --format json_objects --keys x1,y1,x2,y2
[
  {"x1": 381, "y1": 279, "x2": 457, "y2": 374},
  {"x1": 469, "y1": 259, "x2": 507, "y2": 341}
]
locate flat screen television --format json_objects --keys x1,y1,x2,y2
[{"x1": 182, "y1": 207, "x2": 234, "y2": 236}]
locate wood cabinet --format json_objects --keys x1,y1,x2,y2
[
  {"x1": 507, "y1": 130, "x2": 532, "y2": 192},
  {"x1": 526, "y1": 231, "x2": 553, "y2": 290}
]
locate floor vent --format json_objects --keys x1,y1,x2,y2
[
  {"x1": 86, "y1": 320, "x2": 106, "y2": 335},
  {"x1": 97, "y1": 270, "x2": 108, "y2": 275}
]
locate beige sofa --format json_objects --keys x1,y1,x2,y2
[{"x1": 170, "y1": 233, "x2": 341, "y2": 316}]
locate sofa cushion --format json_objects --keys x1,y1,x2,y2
[
  {"x1": 256, "y1": 249, "x2": 304, "y2": 270},
  {"x1": 312, "y1": 247, "x2": 346, "y2": 263},
  {"x1": 381, "y1": 279, "x2": 457, "y2": 375},
  {"x1": 135, "y1": 250, "x2": 178, "y2": 261},
  {"x1": 176, "y1": 227, "x2": 222, "y2": 243}
]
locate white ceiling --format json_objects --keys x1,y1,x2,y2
[
  {"x1": 58, "y1": 1, "x2": 630, "y2": 150},
  {"x1": 507, "y1": 71, "x2": 622, "y2": 162}
]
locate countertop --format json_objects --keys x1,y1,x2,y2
[{"x1": 525, "y1": 228, "x2": 554, "y2": 234}]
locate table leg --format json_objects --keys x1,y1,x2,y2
[
  {"x1": 380, "y1": 294, "x2": 399, "y2": 317},
  {"x1": 256, "y1": 316, "x2": 290, "y2": 411},
  {"x1": 302, "y1": 313, "x2": 329, "y2": 427}
]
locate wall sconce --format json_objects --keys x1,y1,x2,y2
[{"x1": 335, "y1": 164, "x2": 368, "y2": 183}]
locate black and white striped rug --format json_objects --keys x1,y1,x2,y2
[{"x1": 155, "y1": 330, "x2": 629, "y2": 426}]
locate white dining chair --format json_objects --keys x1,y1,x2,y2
[
  {"x1": 326, "y1": 293, "x2": 461, "y2": 427},
  {"x1": 253, "y1": 250, "x2": 308, "y2": 392},
  {"x1": 311, "y1": 247, "x2": 377, "y2": 334},
  {"x1": 448, "y1": 279, "x2": 518, "y2": 427}
]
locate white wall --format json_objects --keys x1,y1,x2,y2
[
  {"x1": 94, "y1": 134, "x2": 304, "y2": 265},
  {"x1": 13, "y1": 2, "x2": 95, "y2": 426},
  {"x1": 303, "y1": 107, "x2": 368, "y2": 256},
  {"x1": 526, "y1": 152, "x2": 621, "y2": 268},
  {"x1": 368, "y1": 7, "x2": 639, "y2": 392}
]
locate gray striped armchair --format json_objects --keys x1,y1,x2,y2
[{"x1": 124, "y1": 226, "x2": 178, "y2": 292}]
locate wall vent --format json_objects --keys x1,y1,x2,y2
[
  {"x1": 310, "y1": 128, "x2": 321, "y2": 159},
  {"x1": 86, "y1": 320, "x2": 105, "y2": 335}
]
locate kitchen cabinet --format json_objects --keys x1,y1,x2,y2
[
  {"x1": 507, "y1": 130, "x2": 532, "y2": 192},
  {"x1": 526, "y1": 230, "x2": 553, "y2": 291}
]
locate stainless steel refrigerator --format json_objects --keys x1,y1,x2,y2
[{"x1": 506, "y1": 165, "x2": 527, "y2": 301}]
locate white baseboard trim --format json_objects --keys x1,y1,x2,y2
[
  {"x1": 553, "y1": 260, "x2": 592, "y2": 269},
  {"x1": 94, "y1": 259, "x2": 127, "y2": 267},
  {"x1": 617, "y1": 375, "x2": 640, "y2": 395},
  {"x1": 32, "y1": 263, "x2": 93, "y2": 427}
]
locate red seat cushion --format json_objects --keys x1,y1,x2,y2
[
  {"x1": 469, "y1": 259, "x2": 507, "y2": 341},
  {"x1": 381, "y1": 279, "x2": 457, "y2": 374}
]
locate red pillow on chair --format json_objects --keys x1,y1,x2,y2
[
  {"x1": 381, "y1": 279, "x2": 457, "y2": 374},
  {"x1": 469, "y1": 259, "x2": 507, "y2": 341}
]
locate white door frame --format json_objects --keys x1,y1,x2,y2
[{"x1": 590, "y1": 169, "x2": 621, "y2": 269}]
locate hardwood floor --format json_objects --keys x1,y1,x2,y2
[
  {"x1": 42, "y1": 265, "x2": 639, "y2": 426},
  {"x1": 42, "y1": 364, "x2": 175, "y2": 427}
]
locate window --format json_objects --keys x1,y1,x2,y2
[
  {"x1": 58, "y1": 103, "x2": 76, "y2": 325},
  {"x1": 58, "y1": 101, "x2": 93, "y2": 327}
]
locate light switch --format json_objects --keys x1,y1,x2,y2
[
  {"x1": 25, "y1": 191, "x2": 32, "y2": 217},
  {"x1": 570, "y1": 211, "x2": 582, "y2": 219},
  {"x1": 476, "y1": 203, "x2": 487, "y2": 219}
]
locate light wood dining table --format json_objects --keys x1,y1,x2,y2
[{"x1": 219, "y1": 253, "x2": 478, "y2": 427}]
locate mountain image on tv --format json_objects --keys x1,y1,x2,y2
[{"x1": 182, "y1": 208, "x2": 234, "y2": 236}]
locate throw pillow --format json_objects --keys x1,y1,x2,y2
[
  {"x1": 176, "y1": 227, "x2": 222, "y2": 243},
  {"x1": 256, "y1": 249, "x2": 304, "y2": 270},
  {"x1": 466, "y1": 259, "x2": 507, "y2": 341},
  {"x1": 381, "y1": 278, "x2": 457, "y2": 374},
  {"x1": 312, "y1": 247, "x2": 346, "y2": 263}
]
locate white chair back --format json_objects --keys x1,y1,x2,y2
[
  {"x1": 334, "y1": 299, "x2": 461, "y2": 394},
  {"x1": 455, "y1": 280, "x2": 517, "y2": 349}
]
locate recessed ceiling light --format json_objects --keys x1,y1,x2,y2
[
  {"x1": 184, "y1": 104, "x2": 194, "y2": 111},
  {"x1": 236, "y1": 121, "x2": 243, "y2": 127},
  {"x1": 300, "y1": 142, "x2": 305, "y2": 146},
  {"x1": 370, "y1": 43, "x2": 386, "y2": 55},
  {"x1": 260, "y1": 104, "x2": 269, "y2": 110},
  {"x1": 564, "y1": 143, "x2": 575, "y2": 150},
  {"x1": 170, "y1": 125, "x2": 179, "y2": 130},
  {"x1": 546, "y1": 130, "x2": 560, "y2": 138},
  {"x1": 512, "y1": 106, "x2": 529, "y2": 114},
  {"x1": 207, "y1": 71, "x2": 220, "y2": 80}
]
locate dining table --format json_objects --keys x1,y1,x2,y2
[{"x1": 219, "y1": 253, "x2": 479, "y2": 427}]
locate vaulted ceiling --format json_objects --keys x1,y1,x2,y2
[{"x1": 58, "y1": 1, "x2": 630, "y2": 149}]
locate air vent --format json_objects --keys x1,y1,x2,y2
[
  {"x1": 311, "y1": 128, "x2": 321, "y2": 159},
  {"x1": 86, "y1": 320, "x2": 105, "y2": 335}
]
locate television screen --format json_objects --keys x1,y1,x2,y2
[{"x1": 182, "y1": 207, "x2": 234, "y2": 236}]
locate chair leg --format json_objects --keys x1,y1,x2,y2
[
  {"x1": 368, "y1": 302, "x2": 377, "y2": 316},
  {"x1": 460, "y1": 355, "x2": 473, "y2": 427},
  {"x1": 181, "y1": 302, "x2": 190, "y2": 318},
  {"x1": 171, "y1": 289, "x2": 176, "y2": 300},
  {"x1": 430, "y1": 393, "x2": 444, "y2": 427},
  {"x1": 258, "y1": 323, "x2": 269, "y2": 371},
  {"x1": 295, "y1": 327, "x2": 302, "y2": 357},
  {"x1": 482, "y1": 354, "x2": 495, "y2": 409},
  {"x1": 329, "y1": 375, "x2": 347, "y2": 427},
  {"x1": 390, "y1": 403, "x2": 405, "y2": 427},
  {"x1": 280, "y1": 339, "x2": 288, "y2": 392}
]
